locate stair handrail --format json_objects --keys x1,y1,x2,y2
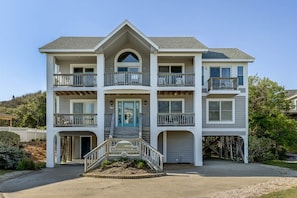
[
  {"x1": 140, "y1": 139, "x2": 163, "y2": 171},
  {"x1": 109, "y1": 113, "x2": 115, "y2": 138},
  {"x1": 84, "y1": 140, "x2": 108, "y2": 172}
]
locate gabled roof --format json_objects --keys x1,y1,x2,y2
[
  {"x1": 39, "y1": 37, "x2": 104, "y2": 52},
  {"x1": 150, "y1": 37, "x2": 207, "y2": 51},
  {"x1": 202, "y1": 48, "x2": 255, "y2": 62},
  {"x1": 39, "y1": 20, "x2": 253, "y2": 59},
  {"x1": 94, "y1": 20, "x2": 159, "y2": 51},
  {"x1": 286, "y1": 90, "x2": 297, "y2": 100}
]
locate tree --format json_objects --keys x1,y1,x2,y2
[{"x1": 249, "y1": 75, "x2": 297, "y2": 160}]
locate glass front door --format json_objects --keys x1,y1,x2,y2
[{"x1": 117, "y1": 100, "x2": 140, "y2": 127}]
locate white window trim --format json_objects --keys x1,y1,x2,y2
[
  {"x1": 70, "y1": 99, "x2": 97, "y2": 114},
  {"x1": 115, "y1": 99, "x2": 142, "y2": 127},
  {"x1": 158, "y1": 63, "x2": 185, "y2": 73},
  {"x1": 206, "y1": 98, "x2": 235, "y2": 124},
  {"x1": 70, "y1": 64, "x2": 96, "y2": 73},
  {"x1": 237, "y1": 66, "x2": 244, "y2": 87},
  {"x1": 157, "y1": 98, "x2": 185, "y2": 113},
  {"x1": 114, "y1": 48, "x2": 142, "y2": 72}
]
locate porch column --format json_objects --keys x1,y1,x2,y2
[
  {"x1": 46, "y1": 54, "x2": 55, "y2": 168},
  {"x1": 163, "y1": 131, "x2": 167, "y2": 162},
  {"x1": 97, "y1": 54, "x2": 105, "y2": 144},
  {"x1": 194, "y1": 54, "x2": 203, "y2": 166},
  {"x1": 150, "y1": 52, "x2": 158, "y2": 148},
  {"x1": 56, "y1": 133, "x2": 61, "y2": 164},
  {"x1": 243, "y1": 135, "x2": 248, "y2": 163}
]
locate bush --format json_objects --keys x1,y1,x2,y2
[
  {"x1": 0, "y1": 131, "x2": 20, "y2": 147},
  {"x1": 17, "y1": 158, "x2": 35, "y2": 170},
  {"x1": 248, "y1": 135, "x2": 276, "y2": 162},
  {"x1": 0, "y1": 145, "x2": 25, "y2": 169},
  {"x1": 100, "y1": 160, "x2": 112, "y2": 169}
]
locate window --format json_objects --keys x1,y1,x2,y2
[
  {"x1": 158, "y1": 100, "x2": 183, "y2": 113},
  {"x1": 207, "y1": 99, "x2": 234, "y2": 123},
  {"x1": 210, "y1": 67, "x2": 230, "y2": 78},
  {"x1": 115, "y1": 49, "x2": 141, "y2": 72},
  {"x1": 238, "y1": 66, "x2": 244, "y2": 86},
  {"x1": 202, "y1": 66, "x2": 204, "y2": 86}
]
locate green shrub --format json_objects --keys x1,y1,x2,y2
[
  {"x1": 248, "y1": 135, "x2": 276, "y2": 162},
  {"x1": 100, "y1": 160, "x2": 112, "y2": 169},
  {"x1": 17, "y1": 158, "x2": 35, "y2": 170},
  {"x1": 0, "y1": 131, "x2": 20, "y2": 147},
  {"x1": 0, "y1": 145, "x2": 25, "y2": 169}
]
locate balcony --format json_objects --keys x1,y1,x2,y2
[
  {"x1": 157, "y1": 113, "x2": 195, "y2": 126},
  {"x1": 54, "y1": 74, "x2": 97, "y2": 87},
  {"x1": 207, "y1": 77, "x2": 240, "y2": 96},
  {"x1": 158, "y1": 73, "x2": 195, "y2": 87},
  {"x1": 105, "y1": 72, "x2": 148, "y2": 86},
  {"x1": 54, "y1": 114, "x2": 97, "y2": 127}
]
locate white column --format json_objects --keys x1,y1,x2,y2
[
  {"x1": 163, "y1": 131, "x2": 167, "y2": 162},
  {"x1": 150, "y1": 52, "x2": 158, "y2": 148},
  {"x1": 244, "y1": 64, "x2": 249, "y2": 163},
  {"x1": 194, "y1": 54, "x2": 203, "y2": 166},
  {"x1": 97, "y1": 54, "x2": 105, "y2": 144},
  {"x1": 46, "y1": 55, "x2": 55, "y2": 168},
  {"x1": 56, "y1": 133, "x2": 61, "y2": 164}
]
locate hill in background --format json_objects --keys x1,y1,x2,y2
[{"x1": 0, "y1": 91, "x2": 46, "y2": 128}]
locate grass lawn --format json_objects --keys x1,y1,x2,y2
[
  {"x1": 260, "y1": 186, "x2": 297, "y2": 198},
  {"x1": 0, "y1": 169, "x2": 14, "y2": 176},
  {"x1": 263, "y1": 160, "x2": 297, "y2": 170}
]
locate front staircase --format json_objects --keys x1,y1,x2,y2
[{"x1": 83, "y1": 138, "x2": 163, "y2": 173}]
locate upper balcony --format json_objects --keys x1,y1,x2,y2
[
  {"x1": 207, "y1": 77, "x2": 240, "y2": 96},
  {"x1": 158, "y1": 73, "x2": 195, "y2": 87},
  {"x1": 54, "y1": 74, "x2": 97, "y2": 87},
  {"x1": 104, "y1": 72, "x2": 150, "y2": 86}
]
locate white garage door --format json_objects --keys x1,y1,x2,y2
[{"x1": 167, "y1": 131, "x2": 194, "y2": 163}]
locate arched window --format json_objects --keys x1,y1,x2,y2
[{"x1": 115, "y1": 49, "x2": 142, "y2": 72}]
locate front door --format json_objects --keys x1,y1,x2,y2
[
  {"x1": 117, "y1": 100, "x2": 140, "y2": 127},
  {"x1": 81, "y1": 137, "x2": 91, "y2": 158}
]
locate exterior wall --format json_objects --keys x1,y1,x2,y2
[
  {"x1": 202, "y1": 62, "x2": 248, "y2": 93},
  {"x1": 202, "y1": 96, "x2": 246, "y2": 129},
  {"x1": 158, "y1": 94, "x2": 194, "y2": 112}
]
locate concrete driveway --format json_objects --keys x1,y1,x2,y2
[{"x1": 1, "y1": 160, "x2": 297, "y2": 198}]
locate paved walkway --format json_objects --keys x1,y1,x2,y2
[{"x1": 1, "y1": 160, "x2": 297, "y2": 198}]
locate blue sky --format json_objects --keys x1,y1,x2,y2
[{"x1": 0, "y1": 0, "x2": 296, "y2": 101}]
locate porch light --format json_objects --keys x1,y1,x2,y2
[
  {"x1": 110, "y1": 100, "x2": 113, "y2": 106},
  {"x1": 144, "y1": 100, "x2": 148, "y2": 106}
]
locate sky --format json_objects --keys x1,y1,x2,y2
[{"x1": 0, "y1": 0, "x2": 296, "y2": 101}]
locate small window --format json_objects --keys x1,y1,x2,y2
[
  {"x1": 118, "y1": 52, "x2": 139, "y2": 62},
  {"x1": 202, "y1": 66, "x2": 204, "y2": 86},
  {"x1": 208, "y1": 100, "x2": 234, "y2": 122},
  {"x1": 158, "y1": 100, "x2": 183, "y2": 113},
  {"x1": 238, "y1": 66, "x2": 244, "y2": 85}
]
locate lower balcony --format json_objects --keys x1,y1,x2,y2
[
  {"x1": 54, "y1": 114, "x2": 97, "y2": 127},
  {"x1": 157, "y1": 113, "x2": 195, "y2": 126}
]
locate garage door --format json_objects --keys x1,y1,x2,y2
[{"x1": 167, "y1": 131, "x2": 194, "y2": 163}]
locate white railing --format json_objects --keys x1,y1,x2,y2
[
  {"x1": 54, "y1": 114, "x2": 97, "y2": 127},
  {"x1": 109, "y1": 113, "x2": 115, "y2": 138},
  {"x1": 0, "y1": 127, "x2": 46, "y2": 142},
  {"x1": 104, "y1": 72, "x2": 146, "y2": 86},
  {"x1": 83, "y1": 138, "x2": 163, "y2": 173},
  {"x1": 157, "y1": 113, "x2": 195, "y2": 126},
  {"x1": 158, "y1": 73, "x2": 195, "y2": 86},
  {"x1": 208, "y1": 77, "x2": 238, "y2": 91},
  {"x1": 54, "y1": 73, "x2": 97, "y2": 87},
  {"x1": 84, "y1": 140, "x2": 108, "y2": 172}
]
